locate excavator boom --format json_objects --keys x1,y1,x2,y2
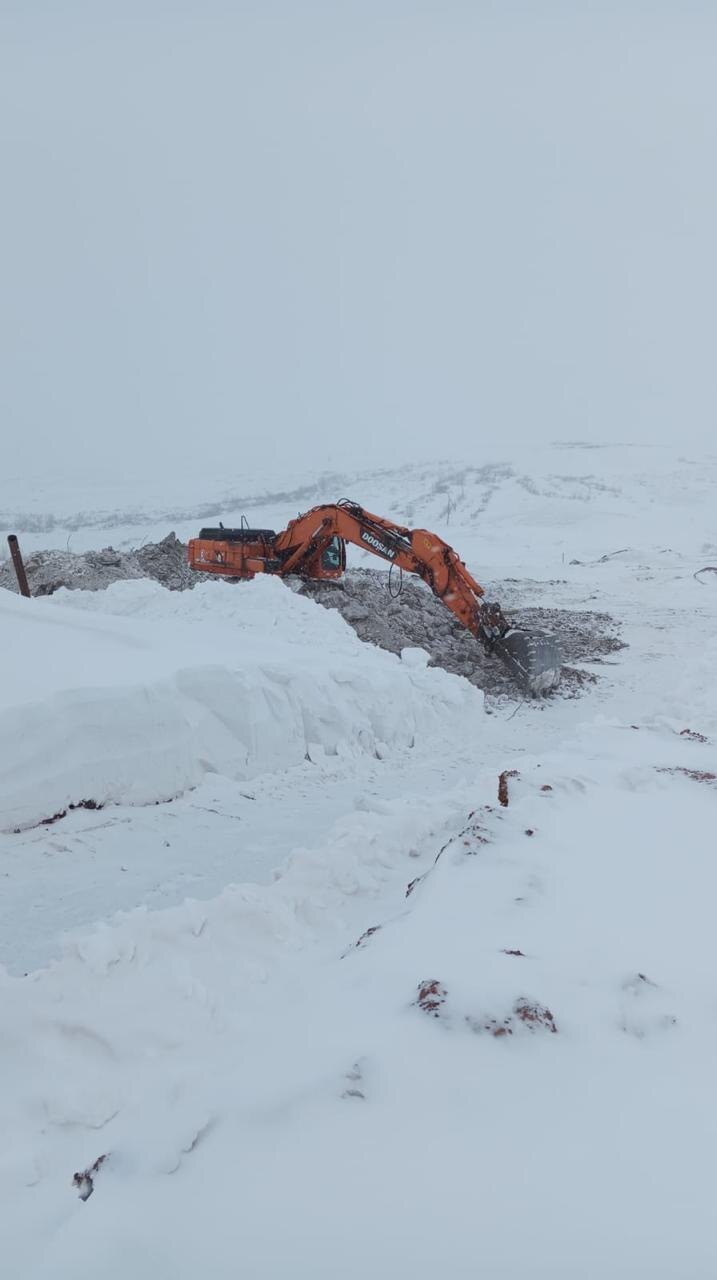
[{"x1": 188, "y1": 500, "x2": 561, "y2": 695}]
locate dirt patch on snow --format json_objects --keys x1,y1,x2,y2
[
  {"x1": 466, "y1": 998, "x2": 559, "y2": 1037},
  {"x1": 415, "y1": 980, "x2": 448, "y2": 1018}
]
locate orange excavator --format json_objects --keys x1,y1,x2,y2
[{"x1": 187, "y1": 500, "x2": 561, "y2": 694}]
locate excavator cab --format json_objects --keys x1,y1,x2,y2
[
  {"x1": 319, "y1": 536, "x2": 345, "y2": 576},
  {"x1": 293, "y1": 534, "x2": 346, "y2": 580}
]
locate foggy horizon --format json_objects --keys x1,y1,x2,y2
[{"x1": 2, "y1": 2, "x2": 716, "y2": 489}]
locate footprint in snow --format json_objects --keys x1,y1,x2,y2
[
  {"x1": 341, "y1": 1060, "x2": 367, "y2": 1101},
  {"x1": 514, "y1": 873, "x2": 544, "y2": 907},
  {"x1": 619, "y1": 972, "x2": 677, "y2": 1038}
]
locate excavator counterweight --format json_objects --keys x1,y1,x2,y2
[{"x1": 188, "y1": 501, "x2": 561, "y2": 695}]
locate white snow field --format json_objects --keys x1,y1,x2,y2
[{"x1": 1, "y1": 444, "x2": 717, "y2": 1278}]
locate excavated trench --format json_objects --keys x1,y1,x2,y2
[
  {"x1": 298, "y1": 569, "x2": 624, "y2": 700},
  {"x1": 1, "y1": 537, "x2": 624, "y2": 700}
]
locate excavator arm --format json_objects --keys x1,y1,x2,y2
[
  {"x1": 273, "y1": 501, "x2": 508, "y2": 650},
  {"x1": 188, "y1": 501, "x2": 561, "y2": 694}
]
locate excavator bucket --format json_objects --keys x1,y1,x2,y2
[{"x1": 494, "y1": 629, "x2": 562, "y2": 696}]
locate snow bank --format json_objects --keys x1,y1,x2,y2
[{"x1": 0, "y1": 578, "x2": 482, "y2": 832}]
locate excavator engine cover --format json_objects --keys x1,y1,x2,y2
[{"x1": 198, "y1": 527, "x2": 277, "y2": 542}]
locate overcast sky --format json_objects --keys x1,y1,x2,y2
[{"x1": 1, "y1": 1, "x2": 716, "y2": 486}]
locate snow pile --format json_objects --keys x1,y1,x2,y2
[
  {"x1": 0, "y1": 577, "x2": 482, "y2": 832},
  {"x1": 0, "y1": 532, "x2": 197, "y2": 595}
]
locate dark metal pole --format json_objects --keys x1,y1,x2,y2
[{"x1": 7, "y1": 534, "x2": 31, "y2": 597}]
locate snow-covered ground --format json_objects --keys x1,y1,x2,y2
[
  {"x1": 0, "y1": 575, "x2": 482, "y2": 973},
  {"x1": 2, "y1": 444, "x2": 716, "y2": 1277}
]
